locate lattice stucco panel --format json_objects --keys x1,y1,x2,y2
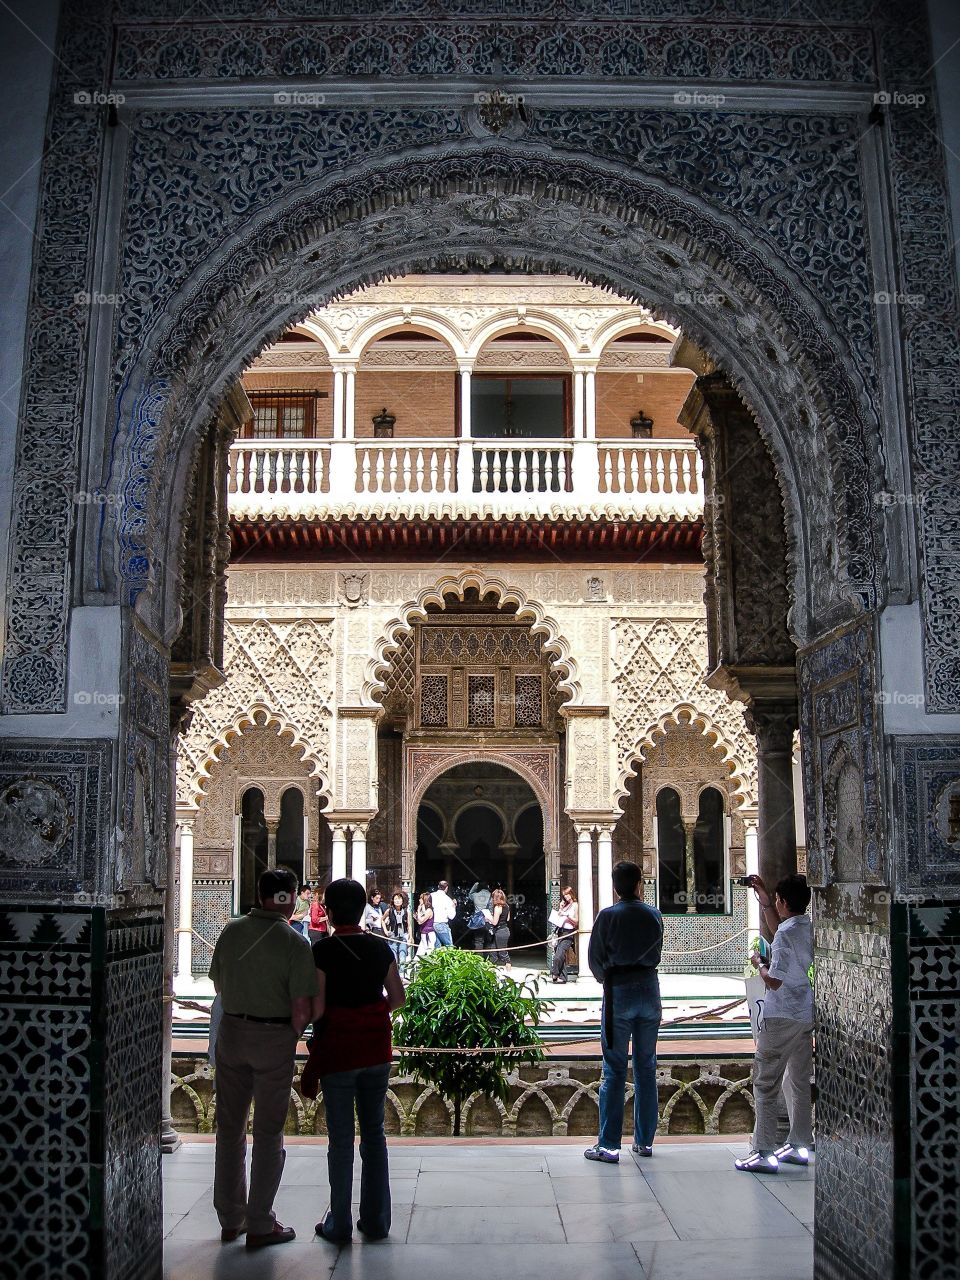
[
  {"x1": 177, "y1": 618, "x2": 333, "y2": 807},
  {"x1": 612, "y1": 617, "x2": 757, "y2": 806}
]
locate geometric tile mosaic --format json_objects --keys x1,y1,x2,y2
[
  {"x1": 0, "y1": 907, "x2": 163, "y2": 1280},
  {"x1": 894, "y1": 738, "x2": 960, "y2": 897}
]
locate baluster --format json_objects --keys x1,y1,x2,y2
[
  {"x1": 655, "y1": 450, "x2": 666, "y2": 493},
  {"x1": 429, "y1": 449, "x2": 439, "y2": 493},
  {"x1": 375, "y1": 448, "x2": 386, "y2": 494},
  {"x1": 360, "y1": 449, "x2": 371, "y2": 494},
  {"x1": 638, "y1": 449, "x2": 649, "y2": 493},
  {"x1": 414, "y1": 448, "x2": 425, "y2": 494},
  {"x1": 668, "y1": 450, "x2": 679, "y2": 494}
]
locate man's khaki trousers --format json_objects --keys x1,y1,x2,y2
[
  {"x1": 213, "y1": 1015, "x2": 298, "y2": 1234},
  {"x1": 751, "y1": 1016, "x2": 814, "y2": 1154}
]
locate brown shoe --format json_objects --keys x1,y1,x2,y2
[
  {"x1": 246, "y1": 1223, "x2": 296, "y2": 1249},
  {"x1": 220, "y1": 1227, "x2": 246, "y2": 1243}
]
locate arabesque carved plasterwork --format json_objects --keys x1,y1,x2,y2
[
  {"x1": 612, "y1": 616, "x2": 757, "y2": 808},
  {"x1": 177, "y1": 618, "x2": 333, "y2": 808},
  {"x1": 192, "y1": 725, "x2": 312, "y2": 854}
]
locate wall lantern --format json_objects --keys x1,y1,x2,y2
[
  {"x1": 630, "y1": 409, "x2": 654, "y2": 439},
  {"x1": 372, "y1": 407, "x2": 396, "y2": 438}
]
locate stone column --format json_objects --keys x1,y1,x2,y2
[
  {"x1": 573, "y1": 369, "x2": 585, "y2": 438},
  {"x1": 596, "y1": 825, "x2": 614, "y2": 910},
  {"x1": 459, "y1": 365, "x2": 472, "y2": 438},
  {"x1": 344, "y1": 368, "x2": 356, "y2": 438},
  {"x1": 331, "y1": 824, "x2": 348, "y2": 881},
  {"x1": 332, "y1": 368, "x2": 345, "y2": 439},
  {"x1": 584, "y1": 369, "x2": 597, "y2": 438},
  {"x1": 743, "y1": 816, "x2": 761, "y2": 940},
  {"x1": 304, "y1": 846, "x2": 317, "y2": 882},
  {"x1": 265, "y1": 818, "x2": 279, "y2": 871},
  {"x1": 576, "y1": 825, "x2": 595, "y2": 935},
  {"x1": 500, "y1": 841, "x2": 519, "y2": 897},
  {"x1": 745, "y1": 703, "x2": 799, "y2": 937},
  {"x1": 682, "y1": 820, "x2": 697, "y2": 914},
  {"x1": 175, "y1": 818, "x2": 194, "y2": 980},
  {"x1": 351, "y1": 822, "x2": 368, "y2": 886}
]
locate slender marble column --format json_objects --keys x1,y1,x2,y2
[
  {"x1": 576, "y1": 825, "x2": 595, "y2": 936},
  {"x1": 596, "y1": 826, "x2": 614, "y2": 910},
  {"x1": 176, "y1": 818, "x2": 195, "y2": 980},
  {"x1": 331, "y1": 824, "x2": 348, "y2": 881},
  {"x1": 351, "y1": 823, "x2": 368, "y2": 886}
]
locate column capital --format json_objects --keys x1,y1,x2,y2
[{"x1": 744, "y1": 700, "x2": 799, "y2": 752}]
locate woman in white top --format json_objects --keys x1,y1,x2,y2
[{"x1": 551, "y1": 886, "x2": 579, "y2": 983}]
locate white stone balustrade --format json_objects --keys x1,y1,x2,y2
[{"x1": 228, "y1": 437, "x2": 703, "y2": 521}]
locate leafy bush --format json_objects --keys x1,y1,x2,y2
[{"x1": 393, "y1": 948, "x2": 550, "y2": 1135}]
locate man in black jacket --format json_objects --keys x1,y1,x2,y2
[{"x1": 584, "y1": 860, "x2": 663, "y2": 1163}]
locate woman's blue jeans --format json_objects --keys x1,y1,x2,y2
[
  {"x1": 319, "y1": 1062, "x2": 392, "y2": 1240},
  {"x1": 598, "y1": 978, "x2": 662, "y2": 1151}
]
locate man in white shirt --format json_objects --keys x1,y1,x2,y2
[
  {"x1": 736, "y1": 873, "x2": 814, "y2": 1174},
  {"x1": 431, "y1": 880, "x2": 457, "y2": 947}
]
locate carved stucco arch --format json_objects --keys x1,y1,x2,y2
[
  {"x1": 186, "y1": 706, "x2": 330, "y2": 811},
  {"x1": 404, "y1": 750, "x2": 554, "y2": 853},
  {"x1": 618, "y1": 704, "x2": 751, "y2": 811},
  {"x1": 285, "y1": 320, "x2": 336, "y2": 361},
  {"x1": 349, "y1": 309, "x2": 466, "y2": 361},
  {"x1": 592, "y1": 314, "x2": 680, "y2": 357},
  {"x1": 467, "y1": 310, "x2": 579, "y2": 361},
  {"x1": 362, "y1": 568, "x2": 581, "y2": 710},
  {"x1": 105, "y1": 146, "x2": 888, "y2": 649}
]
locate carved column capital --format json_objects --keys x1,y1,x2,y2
[{"x1": 744, "y1": 701, "x2": 799, "y2": 755}]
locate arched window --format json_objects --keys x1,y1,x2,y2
[
  {"x1": 238, "y1": 787, "x2": 266, "y2": 914},
  {"x1": 694, "y1": 786, "x2": 726, "y2": 915},
  {"x1": 277, "y1": 786, "x2": 305, "y2": 885},
  {"x1": 655, "y1": 787, "x2": 685, "y2": 914}
]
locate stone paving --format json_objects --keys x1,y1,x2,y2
[{"x1": 162, "y1": 1138, "x2": 814, "y2": 1279}]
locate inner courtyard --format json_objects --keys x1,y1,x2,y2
[{"x1": 1, "y1": 4, "x2": 959, "y2": 1279}]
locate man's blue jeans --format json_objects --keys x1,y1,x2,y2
[
  {"x1": 319, "y1": 1062, "x2": 392, "y2": 1239},
  {"x1": 597, "y1": 977, "x2": 662, "y2": 1151},
  {"x1": 433, "y1": 922, "x2": 453, "y2": 947}
]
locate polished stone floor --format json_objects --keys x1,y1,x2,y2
[{"x1": 162, "y1": 1138, "x2": 814, "y2": 1279}]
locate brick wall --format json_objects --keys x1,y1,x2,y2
[
  {"x1": 595, "y1": 370, "x2": 695, "y2": 439},
  {"x1": 355, "y1": 370, "x2": 457, "y2": 438}
]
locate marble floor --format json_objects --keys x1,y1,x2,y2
[{"x1": 162, "y1": 1138, "x2": 814, "y2": 1279}]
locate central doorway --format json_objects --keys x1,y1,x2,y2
[{"x1": 416, "y1": 761, "x2": 547, "y2": 947}]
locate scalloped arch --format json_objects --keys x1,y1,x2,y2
[
  {"x1": 187, "y1": 706, "x2": 331, "y2": 810},
  {"x1": 616, "y1": 703, "x2": 750, "y2": 809},
  {"x1": 362, "y1": 569, "x2": 582, "y2": 710}
]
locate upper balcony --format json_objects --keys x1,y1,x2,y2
[{"x1": 227, "y1": 436, "x2": 703, "y2": 524}]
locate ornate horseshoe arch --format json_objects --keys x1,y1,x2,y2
[{"x1": 102, "y1": 144, "x2": 889, "y2": 664}]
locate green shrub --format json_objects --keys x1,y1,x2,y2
[{"x1": 393, "y1": 948, "x2": 550, "y2": 1136}]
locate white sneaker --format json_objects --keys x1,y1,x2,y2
[
  {"x1": 774, "y1": 1143, "x2": 810, "y2": 1166},
  {"x1": 734, "y1": 1150, "x2": 779, "y2": 1174}
]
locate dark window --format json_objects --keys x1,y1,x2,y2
[
  {"x1": 655, "y1": 787, "x2": 685, "y2": 914},
  {"x1": 471, "y1": 375, "x2": 568, "y2": 439},
  {"x1": 246, "y1": 388, "x2": 327, "y2": 438}
]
